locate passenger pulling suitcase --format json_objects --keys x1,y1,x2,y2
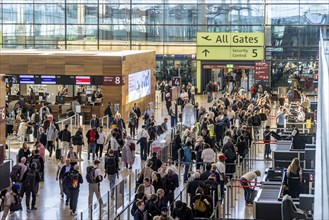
[{"x1": 55, "y1": 148, "x2": 61, "y2": 160}]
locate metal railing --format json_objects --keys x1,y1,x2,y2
[{"x1": 55, "y1": 112, "x2": 79, "y2": 131}]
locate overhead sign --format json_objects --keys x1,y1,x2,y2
[
  {"x1": 197, "y1": 47, "x2": 263, "y2": 60},
  {"x1": 197, "y1": 32, "x2": 264, "y2": 47},
  {"x1": 172, "y1": 77, "x2": 181, "y2": 87},
  {"x1": 103, "y1": 76, "x2": 123, "y2": 86},
  {"x1": 255, "y1": 62, "x2": 269, "y2": 81}
]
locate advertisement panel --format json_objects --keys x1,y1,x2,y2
[{"x1": 128, "y1": 69, "x2": 151, "y2": 102}]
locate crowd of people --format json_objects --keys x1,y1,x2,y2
[{"x1": 1, "y1": 77, "x2": 312, "y2": 220}]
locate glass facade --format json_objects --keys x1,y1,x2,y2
[{"x1": 0, "y1": 0, "x2": 328, "y2": 84}]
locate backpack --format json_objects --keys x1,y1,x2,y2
[
  {"x1": 86, "y1": 166, "x2": 96, "y2": 183},
  {"x1": 69, "y1": 171, "x2": 79, "y2": 189},
  {"x1": 224, "y1": 147, "x2": 236, "y2": 161},
  {"x1": 34, "y1": 113, "x2": 40, "y2": 124},
  {"x1": 10, "y1": 164, "x2": 22, "y2": 182},
  {"x1": 193, "y1": 198, "x2": 207, "y2": 212},
  {"x1": 25, "y1": 169, "x2": 36, "y2": 187},
  {"x1": 106, "y1": 157, "x2": 117, "y2": 175},
  {"x1": 31, "y1": 157, "x2": 41, "y2": 171}
]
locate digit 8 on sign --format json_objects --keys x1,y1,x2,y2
[{"x1": 115, "y1": 77, "x2": 121, "y2": 84}]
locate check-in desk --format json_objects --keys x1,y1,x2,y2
[
  {"x1": 272, "y1": 140, "x2": 305, "y2": 168},
  {"x1": 254, "y1": 169, "x2": 314, "y2": 220}
]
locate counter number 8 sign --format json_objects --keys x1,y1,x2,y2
[{"x1": 115, "y1": 77, "x2": 121, "y2": 85}]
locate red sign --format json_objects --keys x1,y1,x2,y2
[
  {"x1": 75, "y1": 76, "x2": 90, "y2": 85},
  {"x1": 103, "y1": 76, "x2": 123, "y2": 86},
  {"x1": 203, "y1": 65, "x2": 226, "y2": 69},
  {"x1": 255, "y1": 62, "x2": 269, "y2": 81}
]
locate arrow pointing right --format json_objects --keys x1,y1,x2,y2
[{"x1": 202, "y1": 49, "x2": 210, "y2": 57}]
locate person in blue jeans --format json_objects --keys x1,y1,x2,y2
[
  {"x1": 183, "y1": 142, "x2": 193, "y2": 183},
  {"x1": 86, "y1": 125, "x2": 99, "y2": 161},
  {"x1": 240, "y1": 170, "x2": 261, "y2": 206}
]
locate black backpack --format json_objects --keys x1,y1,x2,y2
[
  {"x1": 25, "y1": 169, "x2": 36, "y2": 187},
  {"x1": 106, "y1": 157, "x2": 117, "y2": 175},
  {"x1": 31, "y1": 157, "x2": 41, "y2": 171},
  {"x1": 68, "y1": 171, "x2": 80, "y2": 189},
  {"x1": 86, "y1": 166, "x2": 96, "y2": 183},
  {"x1": 10, "y1": 164, "x2": 22, "y2": 182}
]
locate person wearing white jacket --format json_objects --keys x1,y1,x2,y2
[{"x1": 201, "y1": 144, "x2": 215, "y2": 164}]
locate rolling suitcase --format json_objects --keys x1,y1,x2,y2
[{"x1": 55, "y1": 148, "x2": 61, "y2": 160}]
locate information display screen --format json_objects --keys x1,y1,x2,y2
[
  {"x1": 19, "y1": 75, "x2": 35, "y2": 84},
  {"x1": 128, "y1": 69, "x2": 151, "y2": 102},
  {"x1": 75, "y1": 76, "x2": 90, "y2": 85},
  {"x1": 56, "y1": 76, "x2": 75, "y2": 85},
  {"x1": 41, "y1": 76, "x2": 56, "y2": 84}
]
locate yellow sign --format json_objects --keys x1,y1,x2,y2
[
  {"x1": 197, "y1": 32, "x2": 264, "y2": 46},
  {"x1": 197, "y1": 46, "x2": 264, "y2": 60}
]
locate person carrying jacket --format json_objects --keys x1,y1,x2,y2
[
  {"x1": 58, "y1": 124, "x2": 71, "y2": 158},
  {"x1": 21, "y1": 162, "x2": 41, "y2": 212},
  {"x1": 86, "y1": 125, "x2": 99, "y2": 161}
]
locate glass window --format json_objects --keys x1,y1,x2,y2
[
  {"x1": 67, "y1": 4, "x2": 98, "y2": 24},
  {"x1": 163, "y1": 25, "x2": 196, "y2": 42},
  {"x1": 300, "y1": 4, "x2": 329, "y2": 25},
  {"x1": 34, "y1": 4, "x2": 65, "y2": 24},
  {"x1": 66, "y1": 24, "x2": 98, "y2": 40},
  {"x1": 299, "y1": 26, "x2": 321, "y2": 46},
  {"x1": 131, "y1": 25, "x2": 163, "y2": 43},
  {"x1": 99, "y1": 24, "x2": 128, "y2": 42},
  {"x1": 131, "y1": 5, "x2": 164, "y2": 25},
  {"x1": 99, "y1": 5, "x2": 128, "y2": 24},
  {"x1": 271, "y1": 25, "x2": 298, "y2": 47},
  {"x1": 33, "y1": 24, "x2": 65, "y2": 43},
  {"x1": 164, "y1": 5, "x2": 197, "y2": 25},
  {"x1": 2, "y1": 4, "x2": 33, "y2": 23},
  {"x1": 267, "y1": 4, "x2": 300, "y2": 25}
]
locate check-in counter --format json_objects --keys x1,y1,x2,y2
[{"x1": 273, "y1": 140, "x2": 305, "y2": 168}]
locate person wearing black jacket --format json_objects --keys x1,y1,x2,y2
[
  {"x1": 147, "y1": 194, "x2": 161, "y2": 219},
  {"x1": 59, "y1": 124, "x2": 71, "y2": 159},
  {"x1": 133, "y1": 103, "x2": 141, "y2": 129},
  {"x1": 187, "y1": 172, "x2": 205, "y2": 207},
  {"x1": 200, "y1": 164, "x2": 212, "y2": 181},
  {"x1": 156, "y1": 189, "x2": 167, "y2": 211},
  {"x1": 66, "y1": 165, "x2": 83, "y2": 216},
  {"x1": 21, "y1": 162, "x2": 41, "y2": 212},
  {"x1": 60, "y1": 159, "x2": 74, "y2": 205},
  {"x1": 163, "y1": 169, "x2": 179, "y2": 209},
  {"x1": 29, "y1": 149, "x2": 44, "y2": 182},
  {"x1": 150, "y1": 152, "x2": 162, "y2": 171},
  {"x1": 104, "y1": 102, "x2": 113, "y2": 125},
  {"x1": 74, "y1": 127, "x2": 84, "y2": 161},
  {"x1": 134, "y1": 201, "x2": 146, "y2": 220},
  {"x1": 104, "y1": 149, "x2": 119, "y2": 198},
  {"x1": 18, "y1": 142, "x2": 31, "y2": 163},
  {"x1": 172, "y1": 200, "x2": 194, "y2": 220},
  {"x1": 172, "y1": 130, "x2": 182, "y2": 161},
  {"x1": 37, "y1": 127, "x2": 47, "y2": 147},
  {"x1": 222, "y1": 138, "x2": 236, "y2": 179}
]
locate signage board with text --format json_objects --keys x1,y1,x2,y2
[
  {"x1": 255, "y1": 61, "x2": 269, "y2": 81},
  {"x1": 197, "y1": 46, "x2": 263, "y2": 60}
]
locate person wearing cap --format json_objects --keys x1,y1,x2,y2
[
  {"x1": 263, "y1": 125, "x2": 271, "y2": 159},
  {"x1": 21, "y1": 162, "x2": 41, "y2": 212},
  {"x1": 240, "y1": 170, "x2": 261, "y2": 206},
  {"x1": 96, "y1": 126, "x2": 106, "y2": 159},
  {"x1": 216, "y1": 154, "x2": 227, "y2": 201}
]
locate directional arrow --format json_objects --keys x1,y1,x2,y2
[{"x1": 202, "y1": 49, "x2": 210, "y2": 57}]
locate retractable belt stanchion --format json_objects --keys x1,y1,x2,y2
[{"x1": 225, "y1": 183, "x2": 230, "y2": 216}]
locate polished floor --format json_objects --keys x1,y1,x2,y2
[{"x1": 2, "y1": 92, "x2": 275, "y2": 220}]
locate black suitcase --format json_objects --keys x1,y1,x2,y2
[
  {"x1": 55, "y1": 148, "x2": 61, "y2": 160},
  {"x1": 270, "y1": 131, "x2": 282, "y2": 140}
]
